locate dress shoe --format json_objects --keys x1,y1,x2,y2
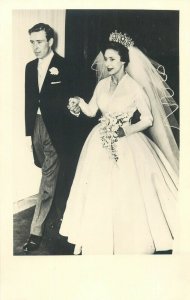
[
  {"x1": 23, "y1": 234, "x2": 42, "y2": 252},
  {"x1": 154, "y1": 249, "x2": 173, "y2": 255}
]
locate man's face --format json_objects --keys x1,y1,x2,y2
[{"x1": 30, "y1": 30, "x2": 53, "y2": 59}]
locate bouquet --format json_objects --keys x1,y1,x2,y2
[{"x1": 99, "y1": 112, "x2": 132, "y2": 162}]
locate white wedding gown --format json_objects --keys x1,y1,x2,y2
[{"x1": 59, "y1": 74, "x2": 178, "y2": 254}]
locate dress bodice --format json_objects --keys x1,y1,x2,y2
[
  {"x1": 79, "y1": 73, "x2": 153, "y2": 124},
  {"x1": 96, "y1": 75, "x2": 137, "y2": 116}
]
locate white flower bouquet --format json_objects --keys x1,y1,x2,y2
[{"x1": 99, "y1": 112, "x2": 132, "y2": 161}]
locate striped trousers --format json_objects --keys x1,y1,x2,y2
[{"x1": 31, "y1": 115, "x2": 60, "y2": 236}]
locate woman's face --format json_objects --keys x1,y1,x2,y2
[{"x1": 104, "y1": 49, "x2": 124, "y2": 76}]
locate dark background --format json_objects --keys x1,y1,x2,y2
[{"x1": 65, "y1": 9, "x2": 179, "y2": 107}]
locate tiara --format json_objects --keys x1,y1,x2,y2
[{"x1": 109, "y1": 30, "x2": 134, "y2": 49}]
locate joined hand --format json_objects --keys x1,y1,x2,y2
[{"x1": 68, "y1": 97, "x2": 81, "y2": 116}]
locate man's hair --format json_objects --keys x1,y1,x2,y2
[{"x1": 28, "y1": 23, "x2": 54, "y2": 41}]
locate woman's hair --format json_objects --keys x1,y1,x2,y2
[
  {"x1": 101, "y1": 41, "x2": 130, "y2": 68},
  {"x1": 28, "y1": 23, "x2": 54, "y2": 41}
]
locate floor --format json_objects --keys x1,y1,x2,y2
[
  {"x1": 13, "y1": 205, "x2": 172, "y2": 256},
  {"x1": 13, "y1": 205, "x2": 75, "y2": 255}
]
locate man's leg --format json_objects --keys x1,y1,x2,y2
[
  {"x1": 23, "y1": 116, "x2": 60, "y2": 251},
  {"x1": 31, "y1": 116, "x2": 60, "y2": 236}
]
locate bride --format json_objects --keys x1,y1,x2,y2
[{"x1": 59, "y1": 30, "x2": 179, "y2": 255}]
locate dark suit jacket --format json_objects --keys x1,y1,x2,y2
[{"x1": 25, "y1": 52, "x2": 81, "y2": 167}]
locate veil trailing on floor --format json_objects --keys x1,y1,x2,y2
[{"x1": 91, "y1": 45, "x2": 179, "y2": 174}]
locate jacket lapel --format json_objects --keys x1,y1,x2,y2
[{"x1": 31, "y1": 59, "x2": 39, "y2": 98}]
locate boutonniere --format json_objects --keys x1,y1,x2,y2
[{"x1": 49, "y1": 67, "x2": 59, "y2": 75}]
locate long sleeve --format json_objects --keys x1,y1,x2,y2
[
  {"x1": 79, "y1": 84, "x2": 99, "y2": 117},
  {"x1": 123, "y1": 86, "x2": 153, "y2": 136}
]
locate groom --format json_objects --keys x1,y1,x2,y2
[{"x1": 24, "y1": 23, "x2": 80, "y2": 252}]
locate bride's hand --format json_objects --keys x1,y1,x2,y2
[
  {"x1": 68, "y1": 97, "x2": 79, "y2": 108},
  {"x1": 116, "y1": 127, "x2": 125, "y2": 138}
]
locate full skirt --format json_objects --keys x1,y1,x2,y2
[{"x1": 59, "y1": 124, "x2": 178, "y2": 254}]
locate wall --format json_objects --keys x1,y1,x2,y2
[{"x1": 12, "y1": 10, "x2": 66, "y2": 202}]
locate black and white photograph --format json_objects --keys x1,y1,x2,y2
[
  {"x1": 12, "y1": 9, "x2": 179, "y2": 256},
  {"x1": 1, "y1": 1, "x2": 190, "y2": 300}
]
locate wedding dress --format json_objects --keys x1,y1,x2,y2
[{"x1": 59, "y1": 73, "x2": 178, "y2": 254}]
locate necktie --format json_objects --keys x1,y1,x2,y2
[
  {"x1": 38, "y1": 60, "x2": 43, "y2": 92},
  {"x1": 37, "y1": 60, "x2": 43, "y2": 114}
]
